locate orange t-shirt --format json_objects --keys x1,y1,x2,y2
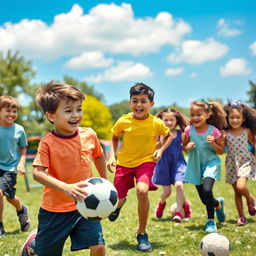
[{"x1": 33, "y1": 127, "x2": 103, "y2": 212}]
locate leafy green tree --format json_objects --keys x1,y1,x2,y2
[
  {"x1": 0, "y1": 50, "x2": 35, "y2": 97},
  {"x1": 81, "y1": 95, "x2": 113, "y2": 139},
  {"x1": 247, "y1": 80, "x2": 256, "y2": 108},
  {"x1": 109, "y1": 100, "x2": 130, "y2": 123}
]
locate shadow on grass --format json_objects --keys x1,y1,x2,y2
[
  {"x1": 150, "y1": 217, "x2": 173, "y2": 222},
  {"x1": 5, "y1": 229, "x2": 20, "y2": 235},
  {"x1": 108, "y1": 240, "x2": 166, "y2": 251}
]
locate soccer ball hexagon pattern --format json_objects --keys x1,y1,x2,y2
[
  {"x1": 200, "y1": 233, "x2": 231, "y2": 256},
  {"x1": 76, "y1": 177, "x2": 118, "y2": 220}
]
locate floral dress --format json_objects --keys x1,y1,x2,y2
[{"x1": 225, "y1": 129, "x2": 256, "y2": 184}]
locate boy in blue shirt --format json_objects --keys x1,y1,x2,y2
[{"x1": 0, "y1": 95, "x2": 31, "y2": 237}]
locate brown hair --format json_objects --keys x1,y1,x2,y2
[
  {"x1": 0, "y1": 95, "x2": 19, "y2": 110},
  {"x1": 36, "y1": 81, "x2": 85, "y2": 114},
  {"x1": 191, "y1": 99, "x2": 227, "y2": 130},
  {"x1": 156, "y1": 108, "x2": 189, "y2": 131}
]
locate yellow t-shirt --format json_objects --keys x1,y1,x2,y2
[
  {"x1": 33, "y1": 127, "x2": 103, "y2": 212},
  {"x1": 112, "y1": 113, "x2": 169, "y2": 168}
]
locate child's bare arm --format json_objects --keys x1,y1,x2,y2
[
  {"x1": 206, "y1": 135, "x2": 225, "y2": 154},
  {"x1": 93, "y1": 154, "x2": 107, "y2": 179},
  {"x1": 153, "y1": 132, "x2": 173, "y2": 161},
  {"x1": 107, "y1": 134, "x2": 120, "y2": 173},
  {"x1": 33, "y1": 166, "x2": 88, "y2": 201},
  {"x1": 17, "y1": 146, "x2": 26, "y2": 175},
  {"x1": 183, "y1": 134, "x2": 195, "y2": 152}
]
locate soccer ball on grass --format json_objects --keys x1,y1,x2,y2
[
  {"x1": 76, "y1": 177, "x2": 118, "y2": 220},
  {"x1": 200, "y1": 233, "x2": 231, "y2": 256}
]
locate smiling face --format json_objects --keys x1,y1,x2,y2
[
  {"x1": 162, "y1": 112, "x2": 177, "y2": 131},
  {"x1": 46, "y1": 99, "x2": 83, "y2": 136},
  {"x1": 0, "y1": 106, "x2": 18, "y2": 127},
  {"x1": 190, "y1": 104, "x2": 211, "y2": 129},
  {"x1": 129, "y1": 94, "x2": 154, "y2": 120},
  {"x1": 228, "y1": 108, "x2": 244, "y2": 130}
]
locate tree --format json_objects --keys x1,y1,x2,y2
[
  {"x1": 109, "y1": 100, "x2": 130, "y2": 123},
  {"x1": 247, "y1": 80, "x2": 256, "y2": 108},
  {"x1": 0, "y1": 50, "x2": 35, "y2": 97},
  {"x1": 80, "y1": 95, "x2": 113, "y2": 139}
]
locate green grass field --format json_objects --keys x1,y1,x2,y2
[{"x1": 1, "y1": 156, "x2": 256, "y2": 256}]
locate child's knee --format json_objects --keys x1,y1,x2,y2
[
  {"x1": 90, "y1": 244, "x2": 105, "y2": 256},
  {"x1": 0, "y1": 189, "x2": 4, "y2": 197},
  {"x1": 175, "y1": 182, "x2": 184, "y2": 191}
]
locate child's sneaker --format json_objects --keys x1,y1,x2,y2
[
  {"x1": 0, "y1": 224, "x2": 5, "y2": 238},
  {"x1": 108, "y1": 207, "x2": 122, "y2": 222},
  {"x1": 18, "y1": 205, "x2": 31, "y2": 232},
  {"x1": 136, "y1": 233, "x2": 152, "y2": 252},
  {"x1": 205, "y1": 220, "x2": 217, "y2": 233},
  {"x1": 236, "y1": 216, "x2": 248, "y2": 226},
  {"x1": 173, "y1": 212, "x2": 183, "y2": 222},
  {"x1": 20, "y1": 230, "x2": 37, "y2": 256},
  {"x1": 216, "y1": 197, "x2": 225, "y2": 222},
  {"x1": 183, "y1": 200, "x2": 192, "y2": 218},
  {"x1": 155, "y1": 201, "x2": 166, "y2": 219},
  {"x1": 247, "y1": 195, "x2": 256, "y2": 216}
]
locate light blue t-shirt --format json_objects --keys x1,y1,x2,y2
[{"x1": 0, "y1": 123, "x2": 27, "y2": 172}]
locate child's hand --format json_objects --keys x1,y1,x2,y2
[
  {"x1": 63, "y1": 181, "x2": 88, "y2": 202},
  {"x1": 153, "y1": 149, "x2": 162, "y2": 162},
  {"x1": 17, "y1": 164, "x2": 26, "y2": 175},
  {"x1": 206, "y1": 135, "x2": 215, "y2": 144},
  {"x1": 186, "y1": 142, "x2": 196, "y2": 151},
  {"x1": 107, "y1": 158, "x2": 116, "y2": 173}
]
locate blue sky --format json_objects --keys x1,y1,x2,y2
[{"x1": 1, "y1": 0, "x2": 255, "y2": 107}]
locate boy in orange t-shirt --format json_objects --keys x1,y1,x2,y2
[{"x1": 20, "y1": 81, "x2": 107, "y2": 256}]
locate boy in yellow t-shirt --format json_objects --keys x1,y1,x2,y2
[
  {"x1": 20, "y1": 81, "x2": 107, "y2": 256},
  {"x1": 107, "y1": 83, "x2": 172, "y2": 252}
]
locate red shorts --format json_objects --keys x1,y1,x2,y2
[{"x1": 114, "y1": 162, "x2": 158, "y2": 199}]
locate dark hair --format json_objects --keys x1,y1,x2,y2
[
  {"x1": 223, "y1": 100, "x2": 256, "y2": 135},
  {"x1": 36, "y1": 81, "x2": 85, "y2": 114},
  {"x1": 191, "y1": 99, "x2": 227, "y2": 130},
  {"x1": 156, "y1": 108, "x2": 189, "y2": 131},
  {"x1": 129, "y1": 82, "x2": 154, "y2": 102},
  {"x1": 0, "y1": 95, "x2": 19, "y2": 110}
]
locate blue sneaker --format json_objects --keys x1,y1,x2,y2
[
  {"x1": 216, "y1": 197, "x2": 225, "y2": 222},
  {"x1": 136, "y1": 233, "x2": 152, "y2": 252},
  {"x1": 205, "y1": 220, "x2": 217, "y2": 233}
]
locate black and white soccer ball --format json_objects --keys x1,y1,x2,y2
[
  {"x1": 76, "y1": 177, "x2": 118, "y2": 220},
  {"x1": 200, "y1": 233, "x2": 231, "y2": 256}
]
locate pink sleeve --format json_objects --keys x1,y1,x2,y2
[
  {"x1": 184, "y1": 125, "x2": 191, "y2": 137},
  {"x1": 212, "y1": 126, "x2": 221, "y2": 139}
]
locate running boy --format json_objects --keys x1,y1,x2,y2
[
  {"x1": 20, "y1": 81, "x2": 107, "y2": 256},
  {"x1": 107, "y1": 83, "x2": 172, "y2": 252},
  {"x1": 0, "y1": 95, "x2": 30, "y2": 237}
]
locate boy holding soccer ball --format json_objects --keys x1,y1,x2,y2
[
  {"x1": 20, "y1": 81, "x2": 107, "y2": 256},
  {"x1": 107, "y1": 83, "x2": 172, "y2": 252}
]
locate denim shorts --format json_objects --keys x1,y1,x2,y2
[
  {"x1": 35, "y1": 208, "x2": 105, "y2": 256},
  {"x1": 0, "y1": 169, "x2": 17, "y2": 198}
]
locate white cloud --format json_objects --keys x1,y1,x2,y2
[
  {"x1": 84, "y1": 61, "x2": 153, "y2": 82},
  {"x1": 168, "y1": 38, "x2": 228, "y2": 64},
  {"x1": 65, "y1": 51, "x2": 113, "y2": 69},
  {"x1": 217, "y1": 18, "x2": 243, "y2": 37},
  {"x1": 220, "y1": 58, "x2": 252, "y2": 76},
  {"x1": 249, "y1": 41, "x2": 256, "y2": 56},
  {"x1": 0, "y1": 3, "x2": 191, "y2": 61},
  {"x1": 165, "y1": 67, "x2": 184, "y2": 76}
]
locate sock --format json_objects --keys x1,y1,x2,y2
[{"x1": 17, "y1": 205, "x2": 24, "y2": 215}]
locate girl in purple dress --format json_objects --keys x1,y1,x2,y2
[{"x1": 153, "y1": 108, "x2": 192, "y2": 222}]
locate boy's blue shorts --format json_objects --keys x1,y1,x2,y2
[
  {"x1": 0, "y1": 169, "x2": 17, "y2": 198},
  {"x1": 35, "y1": 208, "x2": 105, "y2": 256}
]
